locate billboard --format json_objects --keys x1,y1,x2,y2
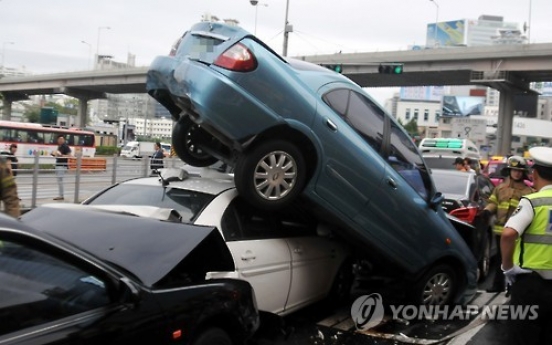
[
  {"x1": 442, "y1": 96, "x2": 485, "y2": 117},
  {"x1": 426, "y1": 20, "x2": 466, "y2": 47},
  {"x1": 399, "y1": 86, "x2": 444, "y2": 101}
]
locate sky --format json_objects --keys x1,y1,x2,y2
[{"x1": 1, "y1": 0, "x2": 551, "y2": 105}]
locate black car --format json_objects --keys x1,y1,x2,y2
[
  {"x1": 431, "y1": 169, "x2": 497, "y2": 281},
  {"x1": 1, "y1": 205, "x2": 259, "y2": 344}
]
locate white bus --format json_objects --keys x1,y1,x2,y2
[
  {"x1": 0, "y1": 121, "x2": 96, "y2": 164},
  {"x1": 419, "y1": 138, "x2": 481, "y2": 170}
]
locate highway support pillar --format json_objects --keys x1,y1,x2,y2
[
  {"x1": 76, "y1": 97, "x2": 91, "y2": 127},
  {"x1": 496, "y1": 87, "x2": 515, "y2": 156},
  {"x1": 1, "y1": 97, "x2": 12, "y2": 121}
]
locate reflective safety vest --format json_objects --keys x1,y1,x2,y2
[{"x1": 516, "y1": 189, "x2": 552, "y2": 279}]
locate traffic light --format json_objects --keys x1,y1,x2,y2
[
  {"x1": 320, "y1": 64, "x2": 343, "y2": 73},
  {"x1": 378, "y1": 63, "x2": 403, "y2": 74}
]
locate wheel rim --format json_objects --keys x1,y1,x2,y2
[
  {"x1": 185, "y1": 124, "x2": 211, "y2": 159},
  {"x1": 422, "y1": 272, "x2": 452, "y2": 305},
  {"x1": 254, "y1": 150, "x2": 297, "y2": 200}
]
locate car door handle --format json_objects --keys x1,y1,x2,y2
[
  {"x1": 325, "y1": 119, "x2": 337, "y2": 131},
  {"x1": 293, "y1": 247, "x2": 304, "y2": 254},
  {"x1": 241, "y1": 251, "x2": 256, "y2": 261},
  {"x1": 386, "y1": 177, "x2": 397, "y2": 189}
]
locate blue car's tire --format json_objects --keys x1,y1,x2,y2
[
  {"x1": 172, "y1": 116, "x2": 219, "y2": 167},
  {"x1": 409, "y1": 264, "x2": 457, "y2": 306},
  {"x1": 235, "y1": 140, "x2": 306, "y2": 210}
]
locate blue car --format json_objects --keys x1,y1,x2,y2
[{"x1": 146, "y1": 22, "x2": 477, "y2": 305}]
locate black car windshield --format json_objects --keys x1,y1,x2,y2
[
  {"x1": 432, "y1": 172, "x2": 470, "y2": 195},
  {"x1": 86, "y1": 184, "x2": 215, "y2": 222}
]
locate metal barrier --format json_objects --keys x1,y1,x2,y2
[{"x1": 12, "y1": 152, "x2": 183, "y2": 211}]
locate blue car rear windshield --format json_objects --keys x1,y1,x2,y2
[
  {"x1": 87, "y1": 185, "x2": 215, "y2": 222},
  {"x1": 176, "y1": 31, "x2": 227, "y2": 62}
]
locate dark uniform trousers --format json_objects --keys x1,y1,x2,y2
[{"x1": 508, "y1": 272, "x2": 552, "y2": 345}]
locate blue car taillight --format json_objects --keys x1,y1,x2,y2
[{"x1": 213, "y1": 43, "x2": 257, "y2": 72}]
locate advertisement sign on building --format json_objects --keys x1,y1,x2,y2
[
  {"x1": 400, "y1": 86, "x2": 445, "y2": 101},
  {"x1": 426, "y1": 20, "x2": 466, "y2": 47},
  {"x1": 442, "y1": 96, "x2": 485, "y2": 117},
  {"x1": 450, "y1": 117, "x2": 487, "y2": 145}
]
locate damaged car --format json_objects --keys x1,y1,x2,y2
[
  {"x1": 146, "y1": 22, "x2": 478, "y2": 305},
  {"x1": 1, "y1": 205, "x2": 259, "y2": 344},
  {"x1": 82, "y1": 168, "x2": 352, "y2": 315}
]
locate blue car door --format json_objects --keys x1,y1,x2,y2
[{"x1": 312, "y1": 87, "x2": 386, "y2": 220}]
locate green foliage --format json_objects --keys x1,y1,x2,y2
[
  {"x1": 95, "y1": 146, "x2": 119, "y2": 156},
  {"x1": 23, "y1": 104, "x2": 41, "y2": 123},
  {"x1": 403, "y1": 118, "x2": 419, "y2": 137}
]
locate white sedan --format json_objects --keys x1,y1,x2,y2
[{"x1": 83, "y1": 168, "x2": 351, "y2": 315}]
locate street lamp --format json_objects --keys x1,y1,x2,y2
[
  {"x1": 81, "y1": 40, "x2": 92, "y2": 70},
  {"x1": 249, "y1": 0, "x2": 268, "y2": 35},
  {"x1": 1, "y1": 41, "x2": 14, "y2": 74},
  {"x1": 429, "y1": 0, "x2": 439, "y2": 48},
  {"x1": 528, "y1": 0, "x2": 532, "y2": 43},
  {"x1": 96, "y1": 26, "x2": 111, "y2": 68},
  {"x1": 282, "y1": 0, "x2": 292, "y2": 57}
]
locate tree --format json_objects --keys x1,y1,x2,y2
[
  {"x1": 403, "y1": 118, "x2": 419, "y2": 138},
  {"x1": 22, "y1": 103, "x2": 41, "y2": 123}
]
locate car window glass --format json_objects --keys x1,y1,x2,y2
[
  {"x1": 388, "y1": 122, "x2": 432, "y2": 199},
  {"x1": 87, "y1": 185, "x2": 215, "y2": 222},
  {"x1": 0, "y1": 239, "x2": 110, "y2": 336},
  {"x1": 323, "y1": 89, "x2": 349, "y2": 116},
  {"x1": 345, "y1": 91, "x2": 384, "y2": 153},
  {"x1": 323, "y1": 89, "x2": 384, "y2": 153},
  {"x1": 432, "y1": 172, "x2": 470, "y2": 195},
  {"x1": 222, "y1": 198, "x2": 283, "y2": 241},
  {"x1": 477, "y1": 176, "x2": 493, "y2": 199}
]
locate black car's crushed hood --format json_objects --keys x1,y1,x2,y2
[{"x1": 21, "y1": 205, "x2": 235, "y2": 287}]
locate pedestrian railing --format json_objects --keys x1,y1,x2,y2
[{"x1": 11, "y1": 152, "x2": 183, "y2": 212}]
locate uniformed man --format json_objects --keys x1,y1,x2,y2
[
  {"x1": 483, "y1": 155, "x2": 534, "y2": 292},
  {"x1": 0, "y1": 155, "x2": 20, "y2": 218},
  {"x1": 501, "y1": 146, "x2": 552, "y2": 344}
]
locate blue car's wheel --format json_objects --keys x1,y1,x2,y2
[
  {"x1": 172, "y1": 116, "x2": 219, "y2": 167},
  {"x1": 235, "y1": 140, "x2": 306, "y2": 210}
]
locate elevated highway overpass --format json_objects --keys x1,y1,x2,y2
[{"x1": 1, "y1": 43, "x2": 552, "y2": 155}]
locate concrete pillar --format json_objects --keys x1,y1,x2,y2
[
  {"x1": 1, "y1": 98, "x2": 12, "y2": 121},
  {"x1": 496, "y1": 87, "x2": 515, "y2": 156},
  {"x1": 76, "y1": 97, "x2": 89, "y2": 127}
]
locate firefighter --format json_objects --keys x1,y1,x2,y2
[
  {"x1": 0, "y1": 155, "x2": 20, "y2": 218},
  {"x1": 482, "y1": 155, "x2": 534, "y2": 292}
]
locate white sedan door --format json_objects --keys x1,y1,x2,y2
[
  {"x1": 198, "y1": 192, "x2": 293, "y2": 315},
  {"x1": 226, "y1": 239, "x2": 292, "y2": 314},
  {"x1": 284, "y1": 236, "x2": 345, "y2": 314}
]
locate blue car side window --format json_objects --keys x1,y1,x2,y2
[
  {"x1": 323, "y1": 89, "x2": 384, "y2": 154},
  {"x1": 389, "y1": 122, "x2": 432, "y2": 200}
]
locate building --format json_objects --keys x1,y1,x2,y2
[{"x1": 390, "y1": 13, "x2": 552, "y2": 154}]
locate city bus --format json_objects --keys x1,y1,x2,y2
[{"x1": 0, "y1": 121, "x2": 96, "y2": 164}]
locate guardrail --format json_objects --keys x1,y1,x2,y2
[{"x1": 8, "y1": 152, "x2": 183, "y2": 212}]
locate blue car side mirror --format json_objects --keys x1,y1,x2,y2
[{"x1": 430, "y1": 192, "x2": 444, "y2": 210}]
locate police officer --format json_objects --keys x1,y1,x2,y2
[
  {"x1": 0, "y1": 156, "x2": 20, "y2": 218},
  {"x1": 483, "y1": 155, "x2": 534, "y2": 292},
  {"x1": 501, "y1": 146, "x2": 552, "y2": 344}
]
